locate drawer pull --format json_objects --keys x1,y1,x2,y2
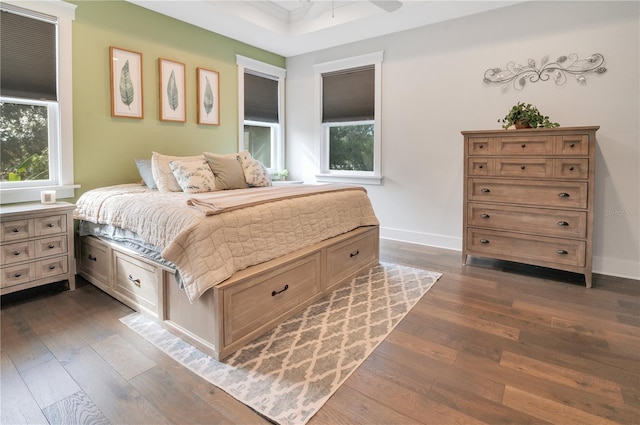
[
  {"x1": 570, "y1": 143, "x2": 575, "y2": 148},
  {"x1": 88, "y1": 254, "x2": 97, "y2": 261},
  {"x1": 350, "y1": 250, "x2": 360, "y2": 258},
  {"x1": 47, "y1": 223, "x2": 54, "y2": 228},
  {"x1": 480, "y1": 214, "x2": 490, "y2": 219},
  {"x1": 520, "y1": 165, "x2": 526, "y2": 170},
  {"x1": 481, "y1": 188, "x2": 491, "y2": 193},
  {"x1": 558, "y1": 192, "x2": 570, "y2": 198},
  {"x1": 569, "y1": 166, "x2": 575, "y2": 171},
  {"x1": 12, "y1": 228, "x2": 20, "y2": 233},
  {"x1": 479, "y1": 144, "x2": 484, "y2": 149},
  {"x1": 480, "y1": 239, "x2": 490, "y2": 244},
  {"x1": 14, "y1": 272, "x2": 22, "y2": 278},
  {"x1": 521, "y1": 144, "x2": 526, "y2": 148},
  {"x1": 478, "y1": 165, "x2": 483, "y2": 169},
  {"x1": 272, "y1": 284, "x2": 289, "y2": 297},
  {"x1": 48, "y1": 265, "x2": 56, "y2": 270},
  {"x1": 128, "y1": 274, "x2": 141, "y2": 286},
  {"x1": 557, "y1": 221, "x2": 569, "y2": 226},
  {"x1": 13, "y1": 250, "x2": 21, "y2": 256},
  {"x1": 556, "y1": 249, "x2": 568, "y2": 255},
  {"x1": 48, "y1": 244, "x2": 56, "y2": 249}
]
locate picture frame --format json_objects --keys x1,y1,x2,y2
[
  {"x1": 159, "y1": 58, "x2": 186, "y2": 122},
  {"x1": 197, "y1": 67, "x2": 220, "y2": 125},
  {"x1": 110, "y1": 46, "x2": 143, "y2": 119}
]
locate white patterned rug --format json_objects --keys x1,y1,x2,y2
[{"x1": 120, "y1": 262, "x2": 441, "y2": 425}]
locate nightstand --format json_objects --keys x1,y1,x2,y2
[{"x1": 1, "y1": 201, "x2": 76, "y2": 295}]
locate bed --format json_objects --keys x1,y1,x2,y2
[{"x1": 74, "y1": 175, "x2": 380, "y2": 360}]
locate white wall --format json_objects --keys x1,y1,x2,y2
[{"x1": 285, "y1": 1, "x2": 640, "y2": 280}]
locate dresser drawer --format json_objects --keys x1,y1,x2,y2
[
  {"x1": 467, "y1": 229, "x2": 586, "y2": 267},
  {"x1": 224, "y1": 252, "x2": 322, "y2": 345},
  {"x1": 468, "y1": 137, "x2": 494, "y2": 155},
  {"x1": 35, "y1": 256, "x2": 68, "y2": 279},
  {"x1": 1, "y1": 219, "x2": 31, "y2": 242},
  {"x1": 468, "y1": 158, "x2": 494, "y2": 176},
  {"x1": 113, "y1": 250, "x2": 160, "y2": 315},
  {"x1": 327, "y1": 227, "x2": 379, "y2": 288},
  {"x1": 34, "y1": 214, "x2": 66, "y2": 236},
  {"x1": 468, "y1": 178, "x2": 588, "y2": 209},
  {"x1": 496, "y1": 136, "x2": 553, "y2": 156},
  {"x1": 467, "y1": 203, "x2": 587, "y2": 238},
  {"x1": 1, "y1": 263, "x2": 34, "y2": 288},
  {"x1": 555, "y1": 135, "x2": 589, "y2": 156},
  {"x1": 35, "y1": 235, "x2": 67, "y2": 258},
  {"x1": 554, "y1": 159, "x2": 589, "y2": 179},
  {"x1": 495, "y1": 158, "x2": 553, "y2": 178},
  {"x1": 78, "y1": 236, "x2": 110, "y2": 286},
  {"x1": 1, "y1": 241, "x2": 33, "y2": 265}
]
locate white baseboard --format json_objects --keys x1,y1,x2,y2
[{"x1": 380, "y1": 227, "x2": 640, "y2": 281}]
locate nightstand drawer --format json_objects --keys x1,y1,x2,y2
[
  {"x1": 467, "y1": 229, "x2": 586, "y2": 267},
  {"x1": 468, "y1": 203, "x2": 587, "y2": 238},
  {"x1": 35, "y1": 235, "x2": 67, "y2": 258},
  {"x1": 468, "y1": 178, "x2": 588, "y2": 209},
  {"x1": 1, "y1": 263, "x2": 34, "y2": 288},
  {"x1": 1, "y1": 241, "x2": 33, "y2": 265},
  {"x1": 34, "y1": 214, "x2": 67, "y2": 236},
  {"x1": 1, "y1": 219, "x2": 31, "y2": 242},
  {"x1": 35, "y1": 255, "x2": 68, "y2": 279},
  {"x1": 114, "y1": 250, "x2": 160, "y2": 314}
]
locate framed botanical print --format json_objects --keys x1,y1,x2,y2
[
  {"x1": 197, "y1": 67, "x2": 220, "y2": 125},
  {"x1": 110, "y1": 46, "x2": 143, "y2": 119},
  {"x1": 159, "y1": 58, "x2": 186, "y2": 122}
]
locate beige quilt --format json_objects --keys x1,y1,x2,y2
[{"x1": 74, "y1": 184, "x2": 379, "y2": 302}]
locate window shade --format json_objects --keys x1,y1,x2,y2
[
  {"x1": 0, "y1": 8, "x2": 57, "y2": 101},
  {"x1": 244, "y1": 72, "x2": 278, "y2": 123},
  {"x1": 322, "y1": 65, "x2": 374, "y2": 123}
]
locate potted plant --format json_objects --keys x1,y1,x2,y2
[
  {"x1": 499, "y1": 102, "x2": 560, "y2": 129},
  {"x1": 274, "y1": 169, "x2": 288, "y2": 181}
]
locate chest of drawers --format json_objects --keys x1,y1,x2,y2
[
  {"x1": 1, "y1": 202, "x2": 75, "y2": 294},
  {"x1": 462, "y1": 126, "x2": 598, "y2": 287}
]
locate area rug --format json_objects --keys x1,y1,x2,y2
[{"x1": 120, "y1": 262, "x2": 441, "y2": 425}]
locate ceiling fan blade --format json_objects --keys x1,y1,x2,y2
[{"x1": 369, "y1": 0, "x2": 402, "y2": 13}]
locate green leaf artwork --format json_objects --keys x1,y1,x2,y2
[
  {"x1": 119, "y1": 60, "x2": 134, "y2": 110},
  {"x1": 167, "y1": 71, "x2": 179, "y2": 111},
  {"x1": 203, "y1": 76, "x2": 214, "y2": 115}
]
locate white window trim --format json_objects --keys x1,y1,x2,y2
[
  {"x1": 313, "y1": 51, "x2": 383, "y2": 185},
  {"x1": 236, "y1": 55, "x2": 286, "y2": 173},
  {"x1": 0, "y1": 0, "x2": 78, "y2": 204}
]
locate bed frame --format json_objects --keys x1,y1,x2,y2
[{"x1": 76, "y1": 225, "x2": 379, "y2": 360}]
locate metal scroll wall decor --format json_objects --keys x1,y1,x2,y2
[{"x1": 483, "y1": 53, "x2": 606, "y2": 90}]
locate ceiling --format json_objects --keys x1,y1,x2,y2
[{"x1": 129, "y1": 1, "x2": 524, "y2": 57}]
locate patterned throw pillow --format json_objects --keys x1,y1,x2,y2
[
  {"x1": 169, "y1": 158, "x2": 217, "y2": 193},
  {"x1": 152, "y1": 151, "x2": 205, "y2": 192},
  {"x1": 240, "y1": 156, "x2": 272, "y2": 187}
]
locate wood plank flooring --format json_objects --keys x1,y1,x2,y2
[{"x1": 2, "y1": 240, "x2": 639, "y2": 424}]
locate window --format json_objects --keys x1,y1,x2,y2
[
  {"x1": 314, "y1": 52, "x2": 383, "y2": 185},
  {"x1": 0, "y1": 1, "x2": 76, "y2": 204},
  {"x1": 236, "y1": 55, "x2": 286, "y2": 173}
]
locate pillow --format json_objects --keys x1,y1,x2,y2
[
  {"x1": 169, "y1": 158, "x2": 217, "y2": 193},
  {"x1": 240, "y1": 157, "x2": 272, "y2": 187},
  {"x1": 204, "y1": 152, "x2": 248, "y2": 190},
  {"x1": 135, "y1": 159, "x2": 157, "y2": 189},
  {"x1": 152, "y1": 151, "x2": 204, "y2": 192}
]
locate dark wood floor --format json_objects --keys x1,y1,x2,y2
[{"x1": 2, "y1": 240, "x2": 639, "y2": 425}]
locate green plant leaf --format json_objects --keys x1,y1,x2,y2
[
  {"x1": 119, "y1": 60, "x2": 134, "y2": 109},
  {"x1": 167, "y1": 71, "x2": 179, "y2": 111},
  {"x1": 203, "y1": 76, "x2": 214, "y2": 115}
]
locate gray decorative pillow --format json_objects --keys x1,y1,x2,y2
[
  {"x1": 241, "y1": 157, "x2": 272, "y2": 187},
  {"x1": 135, "y1": 158, "x2": 157, "y2": 189},
  {"x1": 169, "y1": 158, "x2": 217, "y2": 193},
  {"x1": 204, "y1": 152, "x2": 249, "y2": 190},
  {"x1": 152, "y1": 151, "x2": 204, "y2": 192}
]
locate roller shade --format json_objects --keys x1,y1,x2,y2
[
  {"x1": 322, "y1": 65, "x2": 374, "y2": 123},
  {"x1": 244, "y1": 72, "x2": 278, "y2": 123},
  {"x1": 1, "y1": 8, "x2": 57, "y2": 101}
]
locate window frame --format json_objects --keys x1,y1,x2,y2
[
  {"x1": 0, "y1": 0, "x2": 77, "y2": 204},
  {"x1": 236, "y1": 55, "x2": 286, "y2": 173},
  {"x1": 314, "y1": 51, "x2": 383, "y2": 185}
]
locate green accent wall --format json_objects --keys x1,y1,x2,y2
[{"x1": 70, "y1": 0, "x2": 284, "y2": 199}]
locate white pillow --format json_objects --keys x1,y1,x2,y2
[
  {"x1": 151, "y1": 151, "x2": 204, "y2": 192},
  {"x1": 241, "y1": 157, "x2": 272, "y2": 187},
  {"x1": 169, "y1": 158, "x2": 217, "y2": 193}
]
